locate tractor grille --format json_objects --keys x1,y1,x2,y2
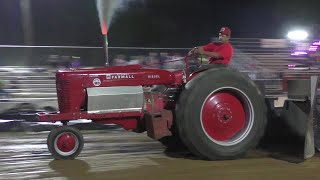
[{"x1": 56, "y1": 80, "x2": 71, "y2": 113}]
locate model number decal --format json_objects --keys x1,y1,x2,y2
[
  {"x1": 148, "y1": 75, "x2": 160, "y2": 79},
  {"x1": 106, "y1": 73, "x2": 135, "y2": 80}
]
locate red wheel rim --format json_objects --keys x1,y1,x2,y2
[
  {"x1": 54, "y1": 132, "x2": 79, "y2": 156},
  {"x1": 201, "y1": 88, "x2": 253, "y2": 145}
]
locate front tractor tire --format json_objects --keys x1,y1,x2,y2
[
  {"x1": 47, "y1": 126, "x2": 84, "y2": 160},
  {"x1": 177, "y1": 67, "x2": 267, "y2": 160}
]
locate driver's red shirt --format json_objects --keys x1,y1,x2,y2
[{"x1": 203, "y1": 42, "x2": 234, "y2": 64}]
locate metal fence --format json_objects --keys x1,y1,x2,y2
[{"x1": 0, "y1": 38, "x2": 319, "y2": 113}]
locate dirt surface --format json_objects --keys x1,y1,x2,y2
[{"x1": 1, "y1": 130, "x2": 320, "y2": 180}]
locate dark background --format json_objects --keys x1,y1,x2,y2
[{"x1": 0, "y1": 0, "x2": 319, "y2": 65}]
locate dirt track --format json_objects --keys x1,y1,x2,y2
[{"x1": 1, "y1": 130, "x2": 320, "y2": 180}]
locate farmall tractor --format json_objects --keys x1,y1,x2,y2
[{"x1": 37, "y1": 55, "x2": 268, "y2": 160}]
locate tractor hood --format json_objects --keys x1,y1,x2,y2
[{"x1": 55, "y1": 65, "x2": 184, "y2": 87}]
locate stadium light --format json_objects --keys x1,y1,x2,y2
[{"x1": 287, "y1": 30, "x2": 309, "y2": 41}]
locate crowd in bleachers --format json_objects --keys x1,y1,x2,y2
[{"x1": 111, "y1": 52, "x2": 187, "y2": 70}]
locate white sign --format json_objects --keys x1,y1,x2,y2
[
  {"x1": 260, "y1": 39, "x2": 288, "y2": 48},
  {"x1": 295, "y1": 42, "x2": 310, "y2": 51}
]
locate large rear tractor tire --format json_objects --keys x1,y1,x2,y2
[{"x1": 176, "y1": 67, "x2": 267, "y2": 160}]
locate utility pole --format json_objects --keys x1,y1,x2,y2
[
  {"x1": 312, "y1": 24, "x2": 320, "y2": 39},
  {"x1": 20, "y1": 0, "x2": 33, "y2": 64}
]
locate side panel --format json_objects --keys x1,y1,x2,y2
[{"x1": 86, "y1": 86, "x2": 144, "y2": 113}]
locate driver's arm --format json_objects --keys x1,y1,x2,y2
[{"x1": 198, "y1": 47, "x2": 222, "y2": 58}]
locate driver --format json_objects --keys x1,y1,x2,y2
[{"x1": 189, "y1": 27, "x2": 234, "y2": 65}]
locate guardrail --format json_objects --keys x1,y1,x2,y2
[{"x1": 0, "y1": 38, "x2": 319, "y2": 113}]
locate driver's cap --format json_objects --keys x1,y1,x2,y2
[{"x1": 220, "y1": 27, "x2": 231, "y2": 36}]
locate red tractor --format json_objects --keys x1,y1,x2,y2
[{"x1": 37, "y1": 56, "x2": 267, "y2": 160}]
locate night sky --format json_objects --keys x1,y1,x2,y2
[{"x1": 0, "y1": 0, "x2": 320, "y2": 48}]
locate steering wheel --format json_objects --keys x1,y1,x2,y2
[{"x1": 186, "y1": 54, "x2": 202, "y2": 74}]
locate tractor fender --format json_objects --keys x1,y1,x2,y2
[{"x1": 187, "y1": 64, "x2": 228, "y2": 83}]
